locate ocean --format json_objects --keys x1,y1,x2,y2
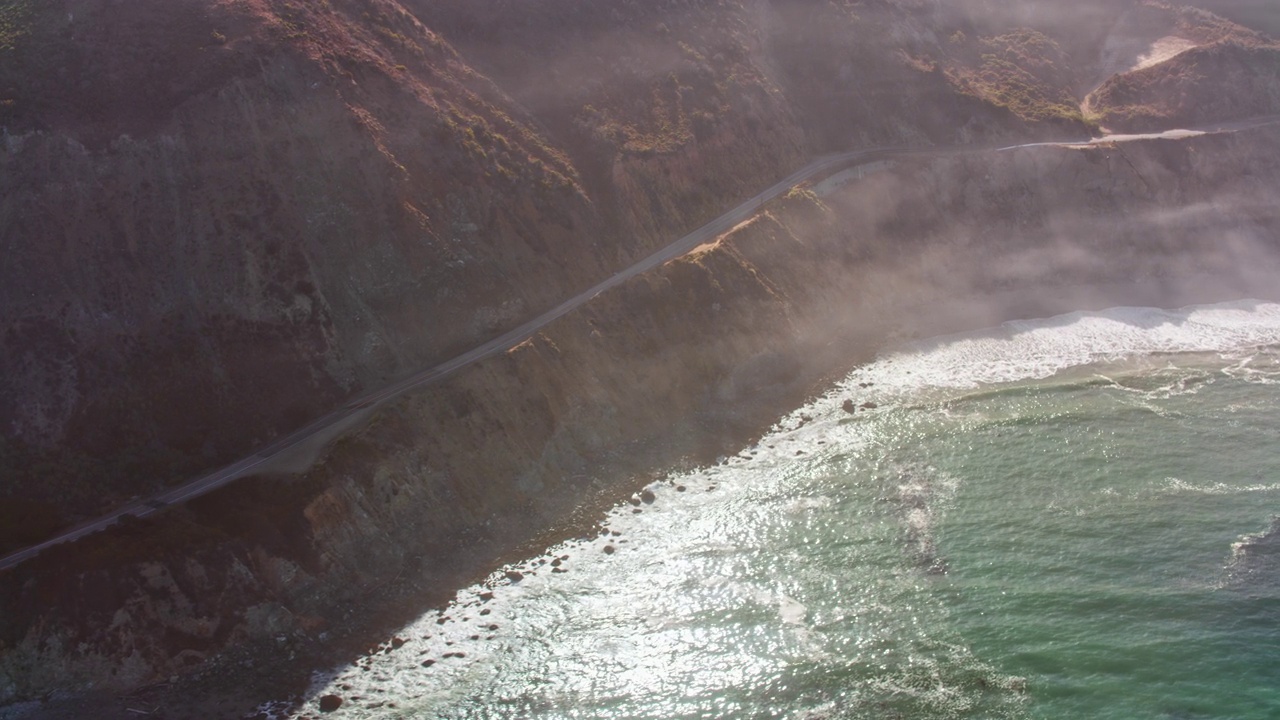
[{"x1": 283, "y1": 300, "x2": 1280, "y2": 719}]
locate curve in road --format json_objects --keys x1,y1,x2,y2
[{"x1": 3, "y1": 116, "x2": 1277, "y2": 572}]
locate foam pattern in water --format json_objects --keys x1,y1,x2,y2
[
  {"x1": 835, "y1": 300, "x2": 1280, "y2": 398},
  {"x1": 278, "y1": 300, "x2": 1280, "y2": 719}
]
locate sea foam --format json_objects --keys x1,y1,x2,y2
[{"x1": 843, "y1": 300, "x2": 1280, "y2": 398}]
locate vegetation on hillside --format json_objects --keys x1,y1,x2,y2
[
  {"x1": 1087, "y1": 40, "x2": 1280, "y2": 130},
  {"x1": 0, "y1": 0, "x2": 38, "y2": 124},
  {"x1": 943, "y1": 28, "x2": 1097, "y2": 128},
  {"x1": 0, "y1": 0, "x2": 32, "y2": 51}
]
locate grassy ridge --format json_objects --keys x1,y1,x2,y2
[
  {"x1": 1087, "y1": 41, "x2": 1280, "y2": 131},
  {"x1": 1185, "y1": 0, "x2": 1280, "y2": 38}
]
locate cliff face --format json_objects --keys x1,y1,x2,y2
[
  {"x1": 4, "y1": 123, "x2": 1280, "y2": 714},
  {"x1": 4, "y1": 0, "x2": 1280, "y2": 713},
  {"x1": 0, "y1": 0, "x2": 1070, "y2": 542},
  {"x1": 0, "y1": 0, "x2": 609, "y2": 528},
  {"x1": 7, "y1": 0, "x2": 1263, "y2": 541}
]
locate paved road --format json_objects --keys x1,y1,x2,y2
[{"x1": 3, "y1": 115, "x2": 1277, "y2": 572}]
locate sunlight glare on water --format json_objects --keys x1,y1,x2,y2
[{"x1": 285, "y1": 300, "x2": 1280, "y2": 720}]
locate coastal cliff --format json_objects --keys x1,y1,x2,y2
[
  {"x1": 5, "y1": 122, "x2": 1280, "y2": 716},
  {"x1": 6, "y1": 0, "x2": 1264, "y2": 542},
  {"x1": 1, "y1": 0, "x2": 1051, "y2": 544},
  {"x1": 4, "y1": 0, "x2": 1280, "y2": 715}
]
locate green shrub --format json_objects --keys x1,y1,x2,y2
[{"x1": 0, "y1": 0, "x2": 33, "y2": 52}]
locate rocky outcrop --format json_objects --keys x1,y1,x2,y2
[
  {"x1": 4, "y1": 122, "x2": 1280, "y2": 715},
  {"x1": 1227, "y1": 516, "x2": 1280, "y2": 593}
]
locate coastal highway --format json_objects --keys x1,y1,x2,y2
[
  {"x1": 0, "y1": 145, "x2": 924, "y2": 572},
  {"x1": 3, "y1": 116, "x2": 1276, "y2": 572}
]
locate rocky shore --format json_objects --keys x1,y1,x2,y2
[
  {"x1": 5, "y1": 121, "x2": 1280, "y2": 718},
  {"x1": 6, "y1": 1, "x2": 1280, "y2": 715}
]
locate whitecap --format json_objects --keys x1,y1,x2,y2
[
  {"x1": 833, "y1": 300, "x2": 1280, "y2": 401},
  {"x1": 777, "y1": 592, "x2": 808, "y2": 625},
  {"x1": 1159, "y1": 477, "x2": 1280, "y2": 495}
]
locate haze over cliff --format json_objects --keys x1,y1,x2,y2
[{"x1": 2, "y1": 0, "x2": 1280, "y2": 716}]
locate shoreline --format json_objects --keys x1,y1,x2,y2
[
  {"x1": 282, "y1": 295, "x2": 1280, "y2": 719},
  {"x1": 5, "y1": 128, "x2": 1280, "y2": 718},
  {"x1": 11, "y1": 289, "x2": 1278, "y2": 720}
]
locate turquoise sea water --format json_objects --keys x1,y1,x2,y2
[{"x1": 285, "y1": 301, "x2": 1280, "y2": 719}]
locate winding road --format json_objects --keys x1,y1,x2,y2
[{"x1": 3, "y1": 116, "x2": 1276, "y2": 572}]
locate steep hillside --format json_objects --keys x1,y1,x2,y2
[
  {"x1": 1191, "y1": 0, "x2": 1280, "y2": 37},
  {"x1": 1081, "y1": 5, "x2": 1280, "y2": 130},
  {"x1": 5, "y1": 122, "x2": 1280, "y2": 718},
  {"x1": 0, "y1": 0, "x2": 1112, "y2": 552},
  {"x1": 5, "y1": 0, "x2": 1280, "y2": 713},
  {"x1": 0, "y1": 0, "x2": 607, "y2": 533},
  {"x1": 1088, "y1": 40, "x2": 1280, "y2": 131}
]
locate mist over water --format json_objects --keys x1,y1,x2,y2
[{"x1": 284, "y1": 300, "x2": 1280, "y2": 720}]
